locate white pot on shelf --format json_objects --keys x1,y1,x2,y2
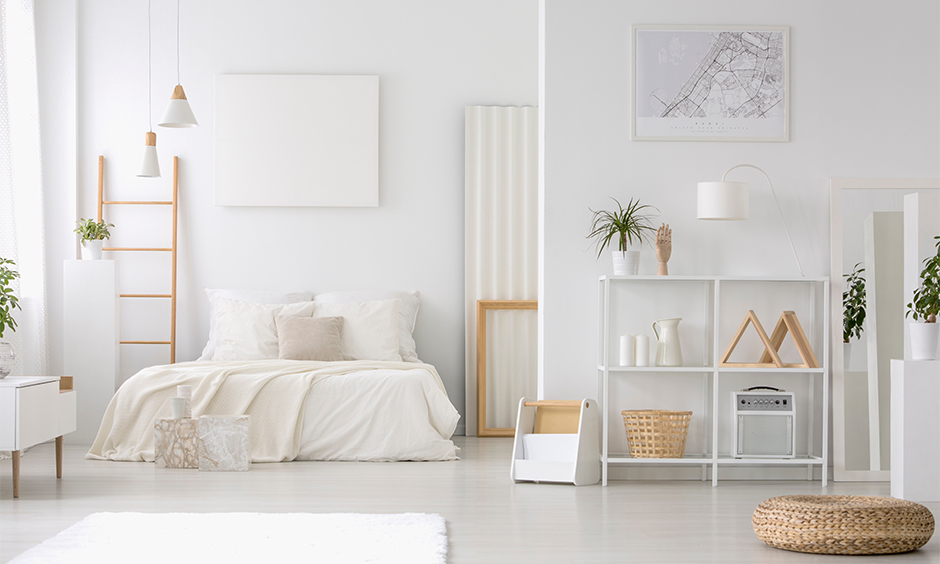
[
  {"x1": 81, "y1": 239, "x2": 104, "y2": 260},
  {"x1": 909, "y1": 321, "x2": 939, "y2": 360},
  {"x1": 612, "y1": 250, "x2": 641, "y2": 276}
]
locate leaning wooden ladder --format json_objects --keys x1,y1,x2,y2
[{"x1": 95, "y1": 155, "x2": 179, "y2": 363}]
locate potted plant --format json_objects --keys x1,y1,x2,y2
[
  {"x1": 588, "y1": 197, "x2": 658, "y2": 275},
  {"x1": 906, "y1": 236, "x2": 940, "y2": 360},
  {"x1": 843, "y1": 262, "x2": 866, "y2": 369},
  {"x1": 74, "y1": 218, "x2": 114, "y2": 260},
  {"x1": 0, "y1": 257, "x2": 20, "y2": 378}
]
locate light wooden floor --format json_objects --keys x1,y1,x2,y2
[{"x1": 1, "y1": 438, "x2": 937, "y2": 563}]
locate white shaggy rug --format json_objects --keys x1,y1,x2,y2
[{"x1": 11, "y1": 512, "x2": 447, "y2": 563}]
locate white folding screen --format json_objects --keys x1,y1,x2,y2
[{"x1": 465, "y1": 106, "x2": 538, "y2": 435}]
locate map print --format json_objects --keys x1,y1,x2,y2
[{"x1": 634, "y1": 28, "x2": 788, "y2": 141}]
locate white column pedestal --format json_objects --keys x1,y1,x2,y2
[
  {"x1": 890, "y1": 359, "x2": 940, "y2": 502},
  {"x1": 63, "y1": 260, "x2": 119, "y2": 444}
]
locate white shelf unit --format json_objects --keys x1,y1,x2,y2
[{"x1": 597, "y1": 275, "x2": 830, "y2": 486}]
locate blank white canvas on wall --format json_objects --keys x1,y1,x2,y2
[{"x1": 214, "y1": 74, "x2": 379, "y2": 207}]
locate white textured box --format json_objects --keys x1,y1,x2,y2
[{"x1": 197, "y1": 415, "x2": 250, "y2": 472}]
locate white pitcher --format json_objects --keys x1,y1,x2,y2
[{"x1": 652, "y1": 317, "x2": 683, "y2": 367}]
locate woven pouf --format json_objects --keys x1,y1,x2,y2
[{"x1": 753, "y1": 495, "x2": 935, "y2": 555}]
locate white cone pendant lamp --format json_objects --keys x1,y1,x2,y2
[
  {"x1": 138, "y1": 0, "x2": 160, "y2": 178},
  {"x1": 159, "y1": 85, "x2": 197, "y2": 128},
  {"x1": 159, "y1": 0, "x2": 197, "y2": 128},
  {"x1": 138, "y1": 131, "x2": 161, "y2": 177}
]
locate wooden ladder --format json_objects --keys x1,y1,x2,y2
[{"x1": 96, "y1": 155, "x2": 179, "y2": 363}]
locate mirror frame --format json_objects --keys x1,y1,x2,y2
[{"x1": 830, "y1": 177, "x2": 940, "y2": 481}]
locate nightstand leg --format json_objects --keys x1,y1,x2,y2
[
  {"x1": 12, "y1": 450, "x2": 20, "y2": 498},
  {"x1": 56, "y1": 436, "x2": 63, "y2": 478}
]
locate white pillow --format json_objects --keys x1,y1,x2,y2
[
  {"x1": 313, "y1": 290, "x2": 420, "y2": 362},
  {"x1": 199, "y1": 288, "x2": 313, "y2": 360},
  {"x1": 212, "y1": 298, "x2": 316, "y2": 361},
  {"x1": 313, "y1": 299, "x2": 402, "y2": 361}
]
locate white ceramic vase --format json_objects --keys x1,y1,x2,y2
[
  {"x1": 81, "y1": 239, "x2": 104, "y2": 260},
  {"x1": 612, "y1": 250, "x2": 640, "y2": 276},
  {"x1": 909, "y1": 322, "x2": 939, "y2": 360},
  {"x1": 843, "y1": 341, "x2": 852, "y2": 371}
]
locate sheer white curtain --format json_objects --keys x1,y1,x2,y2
[{"x1": 0, "y1": 0, "x2": 47, "y2": 376}]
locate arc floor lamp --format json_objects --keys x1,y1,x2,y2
[{"x1": 697, "y1": 164, "x2": 804, "y2": 277}]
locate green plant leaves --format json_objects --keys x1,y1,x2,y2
[
  {"x1": 907, "y1": 236, "x2": 940, "y2": 323},
  {"x1": 0, "y1": 257, "x2": 21, "y2": 338},
  {"x1": 74, "y1": 218, "x2": 114, "y2": 242},
  {"x1": 587, "y1": 197, "x2": 659, "y2": 259},
  {"x1": 843, "y1": 262, "x2": 865, "y2": 342}
]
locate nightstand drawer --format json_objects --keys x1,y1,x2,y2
[{"x1": 18, "y1": 381, "x2": 59, "y2": 449}]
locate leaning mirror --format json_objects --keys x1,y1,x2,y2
[{"x1": 830, "y1": 177, "x2": 940, "y2": 481}]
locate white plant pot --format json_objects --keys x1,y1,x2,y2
[
  {"x1": 612, "y1": 250, "x2": 641, "y2": 276},
  {"x1": 81, "y1": 239, "x2": 104, "y2": 260},
  {"x1": 909, "y1": 322, "x2": 940, "y2": 360},
  {"x1": 843, "y1": 341, "x2": 852, "y2": 371}
]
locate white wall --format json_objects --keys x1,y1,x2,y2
[
  {"x1": 541, "y1": 0, "x2": 940, "y2": 401},
  {"x1": 38, "y1": 0, "x2": 538, "y2": 433}
]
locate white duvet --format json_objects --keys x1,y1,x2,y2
[{"x1": 87, "y1": 360, "x2": 460, "y2": 463}]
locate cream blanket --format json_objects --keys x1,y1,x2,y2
[{"x1": 87, "y1": 360, "x2": 457, "y2": 463}]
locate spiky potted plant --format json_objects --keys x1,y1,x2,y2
[
  {"x1": 74, "y1": 218, "x2": 114, "y2": 260},
  {"x1": 0, "y1": 257, "x2": 21, "y2": 378},
  {"x1": 588, "y1": 197, "x2": 658, "y2": 275},
  {"x1": 842, "y1": 263, "x2": 866, "y2": 370},
  {"x1": 906, "y1": 236, "x2": 940, "y2": 360}
]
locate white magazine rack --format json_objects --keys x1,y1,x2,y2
[{"x1": 510, "y1": 398, "x2": 599, "y2": 486}]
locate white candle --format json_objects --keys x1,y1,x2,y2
[
  {"x1": 170, "y1": 397, "x2": 186, "y2": 419},
  {"x1": 635, "y1": 334, "x2": 650, "y2": 367},
  {"x1": 619, "y1": 334, "x2": 636, "y2": 366}
]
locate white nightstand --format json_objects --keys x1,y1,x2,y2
[{"x1": 0, "y1": 376, "x2": 77, "y2": 498}]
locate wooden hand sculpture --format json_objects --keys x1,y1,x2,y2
[{"x1": 656, "y1": 223, "x2": 672, "y2": 276}]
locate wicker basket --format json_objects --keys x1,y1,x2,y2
[{"x1": 621, "y1": 410, "x2": 692, "y2": 458}]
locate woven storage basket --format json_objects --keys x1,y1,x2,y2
[
  {"x1": 753, "y1": 495, "x2": 935, "y2": 555},
  {"x1": 621, "y1": 410, "x2": 691, "y2": 458}
]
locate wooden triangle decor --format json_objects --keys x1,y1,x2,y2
[
  {"x1": 719, "y1": 310, "x2": 819, "y2": 369},
  {"x1": 719, "y1": 310, "x2": 782, "y2": 368},
  {"x1": 758, "y1": 311, "x2": 820, "y2": 368}
]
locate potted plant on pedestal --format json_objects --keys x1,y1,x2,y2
[
  {"x1": 0, "y1": 257, "x2": 20, "y2": 378},
  {"x1": 74, "y1": 218, "x2": 114, "y2": 260},
  {"x1": 843, "y1": 262, "x2": 866, "y2": 369},
  {"x1": 588, "y1": 197, "x2": 658, "y2": 275},
  {"x1": 906, "y1": 236, "x2": 940, "y2": 360}
]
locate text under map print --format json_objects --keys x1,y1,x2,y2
[{"x1": 633, "y1": 26, "x2": 789, "y2": 141}]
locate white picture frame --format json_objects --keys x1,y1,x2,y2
[
  {"x1": 632, "y1": 25, "x2": 789, "y2": 142},
  {"x1": 214, "y1": 74, "x2": 379, "y2": 207}
]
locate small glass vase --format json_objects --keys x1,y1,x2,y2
[{"x1": 0, "y1": 341, "x2": 14, "y2": 379}]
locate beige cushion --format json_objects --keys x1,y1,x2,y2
[{"x1": 276, "y1": 316, "x2": 344, "y2": 361}]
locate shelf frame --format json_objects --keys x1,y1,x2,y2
[{"x1": 597, "y1": 275, "x2": 830, "y2": 487}]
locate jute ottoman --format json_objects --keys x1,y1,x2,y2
[{"x1": 753, "y1": 495, "x2": 935, "y2": 555}]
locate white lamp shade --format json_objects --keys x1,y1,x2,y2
[
  {"x1": 138, "y1": 144, "x2": 161, "y2": 178},
  {"x1": 159, "y1": 98, "x2": 198, "y2": 128},
  {"x1": 697, "y1": 181, "x2": 749, "y2": 220}
]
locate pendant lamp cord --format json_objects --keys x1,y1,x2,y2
[
  {"x1": 721, "y1": 164, "x2": 804, "y2": 277},
  {"x1": 147, "y1": 0, "x2": 152, "y2": 132},
  {"x1": 176, "y1": 0, "x2": 180, "y2": 84}
]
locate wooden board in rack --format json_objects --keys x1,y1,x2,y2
[{"x1": 719, "y1": 310, "x2": 819, "y2": 369}]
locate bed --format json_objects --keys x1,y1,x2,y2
[{"x1": 86, "y1": 289, "x2": 460, "y2": 463}]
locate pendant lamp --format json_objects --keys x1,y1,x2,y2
[
  {"x1": 138, "y1": 0, "x2": 160, "y2": 178},
  {"x1": 159, "y1": 0, "x2": 198, "y2": 128}
]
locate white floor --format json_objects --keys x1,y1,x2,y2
[{"x1": 1, "y1": 438, "x2": 937, "y2": 563}]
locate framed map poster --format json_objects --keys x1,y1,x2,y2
[{"x1": 632, "y1": 25, "x2": 789, "y2": 142}]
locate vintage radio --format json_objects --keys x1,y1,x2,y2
[{"x1": 732, "y1": 387, "x2": 795, "y2": 458}]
